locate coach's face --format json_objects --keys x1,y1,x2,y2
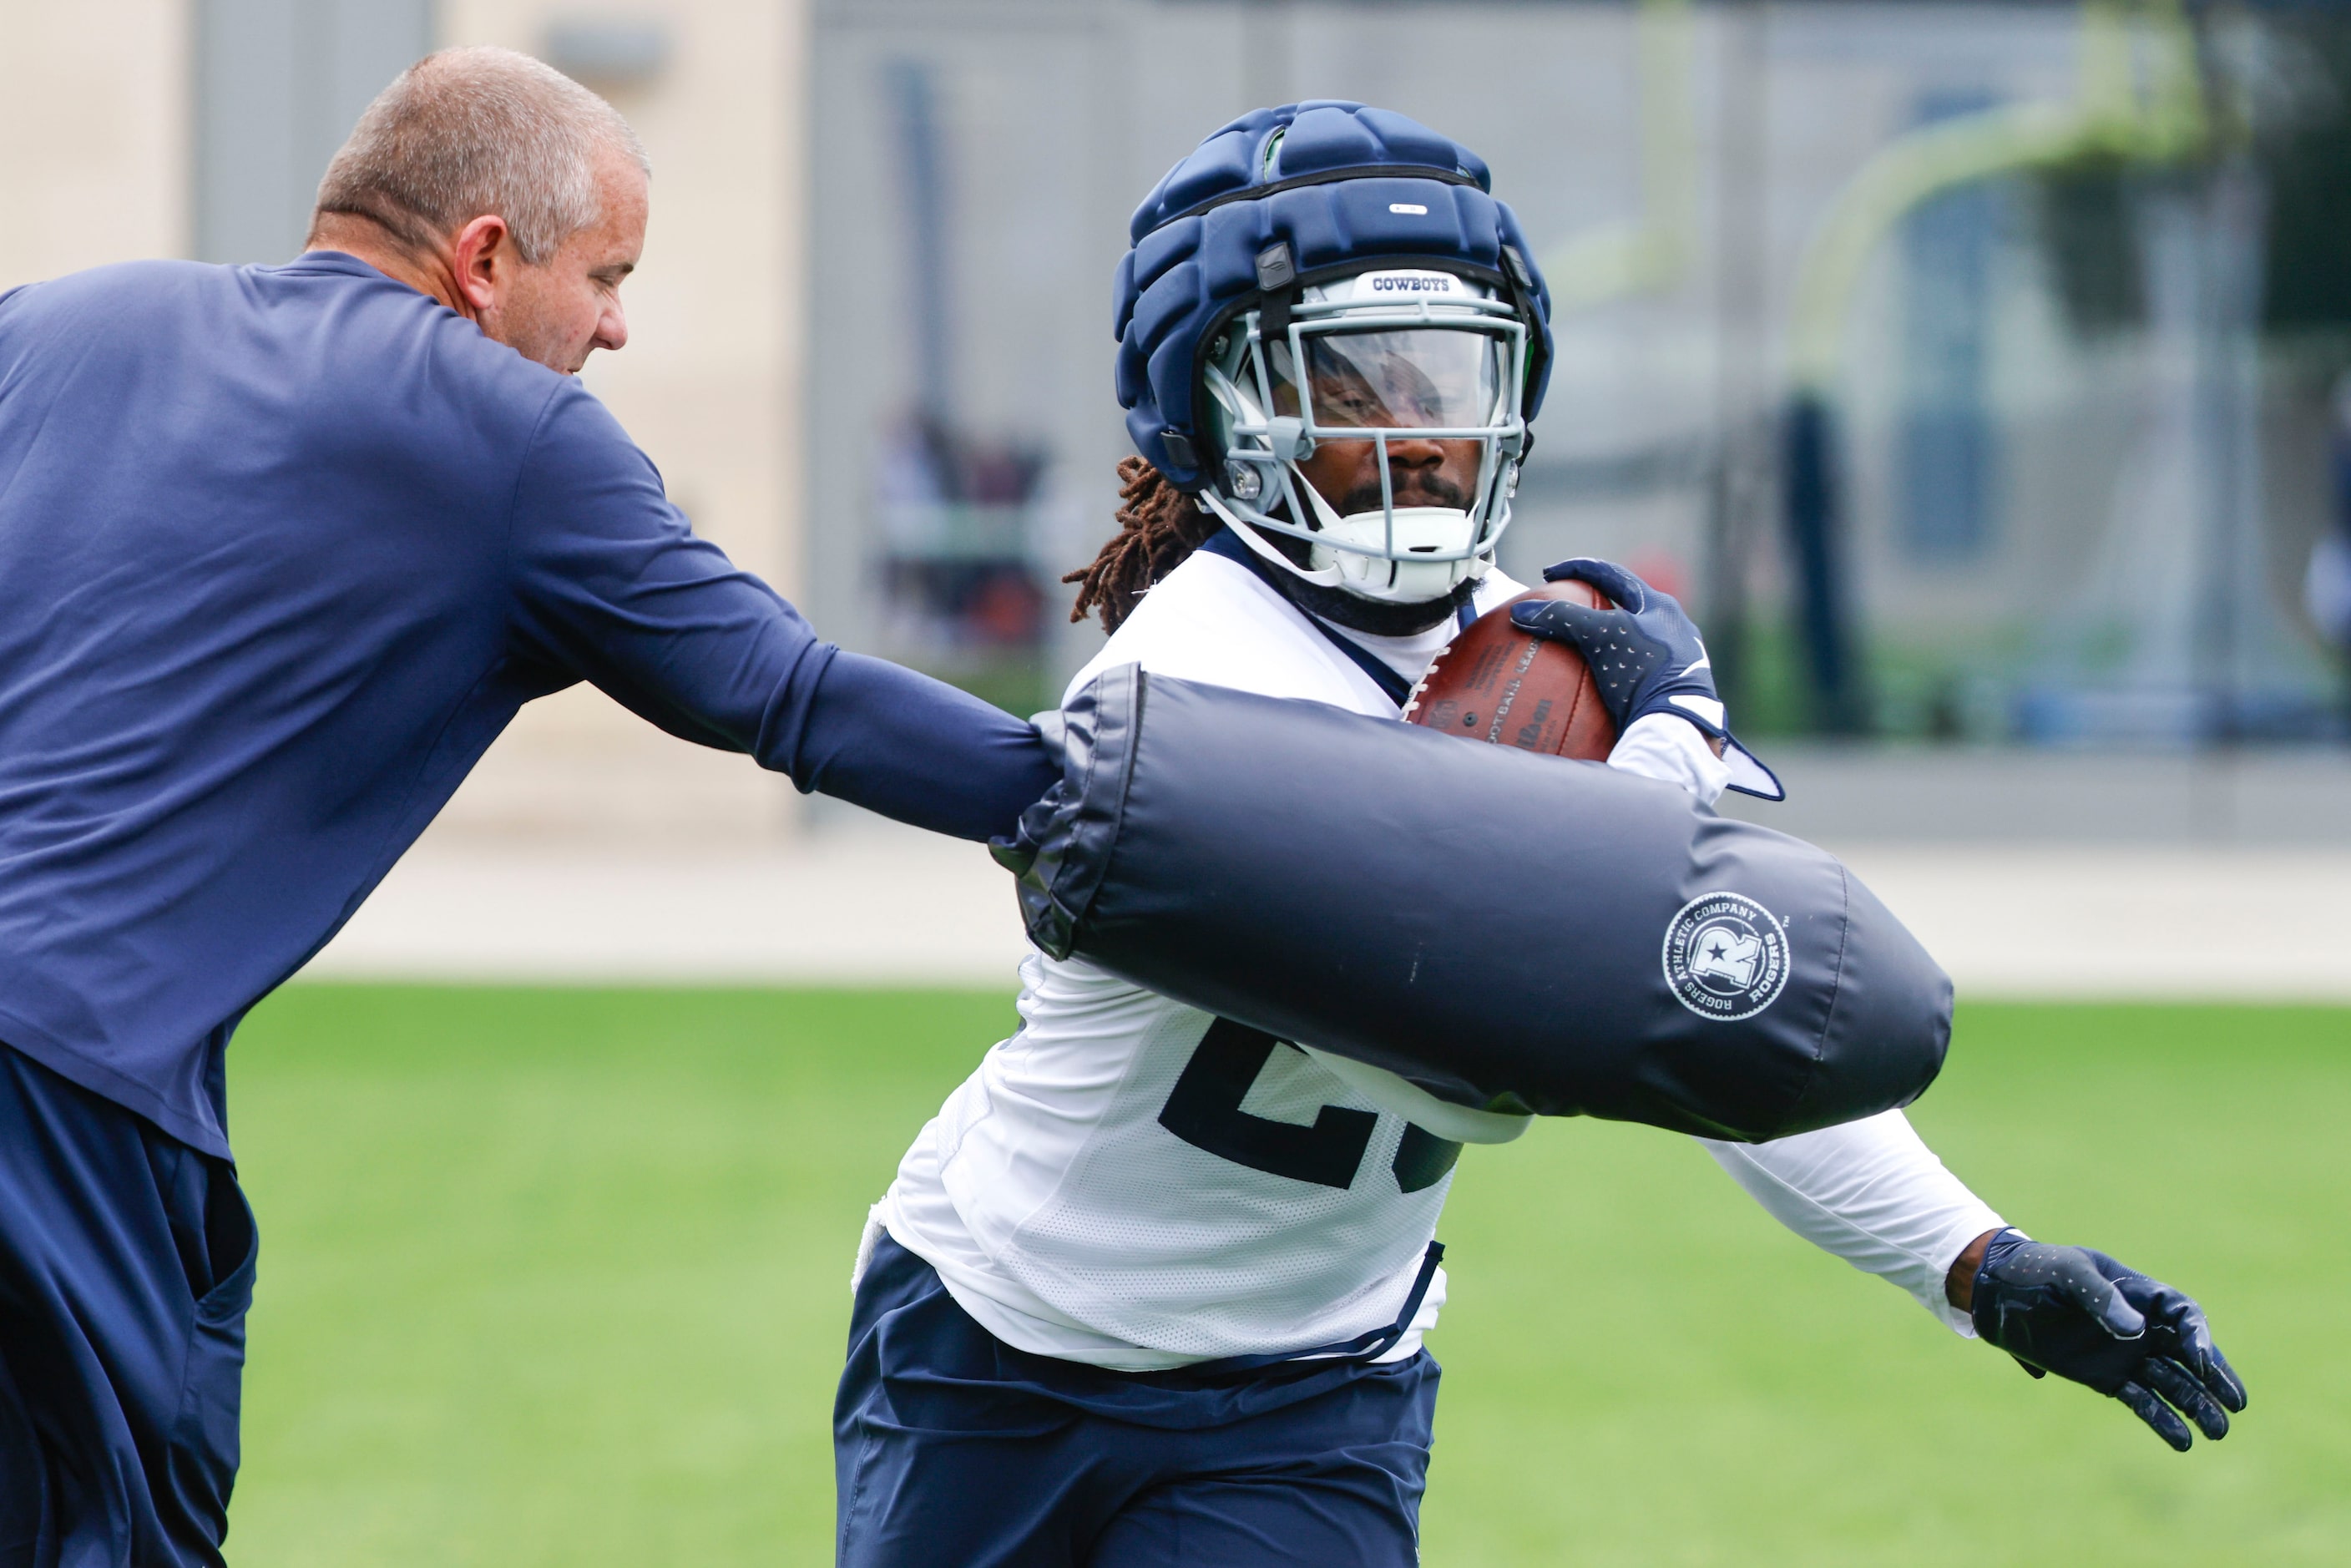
[{"x1": 463, "y1": 150, "x2": 648, "y2": 374}]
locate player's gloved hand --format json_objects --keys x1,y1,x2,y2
[
  {"x1": 1969, "y1": 1228, "x2": 2247, "y2": 1452},
  {"x1": 1509, "y1": 559, "x2": 1782, "y2": 799}
]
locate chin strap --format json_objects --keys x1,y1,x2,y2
[
  {"x1": 1198, "y1": 488, "x2": 1347, "y2": 589},
  {"x1": 1292, "y1": 463, "x2": 1351, "y2": 535}
]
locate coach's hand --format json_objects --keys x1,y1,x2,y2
[
  {"x1": 1961, "y1": 1228, "x2": 2246, "y2": 1451},
  {"x1": 1510, "y1": 560, "x2": 1782, "y2": 798}
]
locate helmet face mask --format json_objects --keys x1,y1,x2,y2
[{"x1": 1200, "y1": 267, "x2": 1529, "y2": 605}]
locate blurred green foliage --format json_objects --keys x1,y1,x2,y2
[
  {"x1": 1425, "y1": 1001, "x2": 2348, "y2": 1565},
  {"x1": 2262, "y1": 15, "x2": 2351, "y2": 335},
  {"x1": 2030, "y1": 154, "x2": 2146, "y2": 339}
]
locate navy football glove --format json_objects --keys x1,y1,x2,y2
[
  {"x1": 1509, "y1": 559, "x2": 1782, "y2": 799},
  {"x1": 1970, "y1": 1229, "x2": 2247, "y2": 1452}
]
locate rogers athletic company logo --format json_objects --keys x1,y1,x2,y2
[{"x1": 1662, "y1": 893, "x2": 1789, "y2": 1021}]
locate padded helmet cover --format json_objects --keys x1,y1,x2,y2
[{"x1": 1115, "y1": 102, "x2": 1555, "y2": 490}]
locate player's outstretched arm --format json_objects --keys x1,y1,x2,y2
[
  {"x1": 1701, "y1": 1110, "x2": 2004, "y2": 1332},
  {"x1": 1949, "y1": 1228, "x2": 2247, "y2": 1451}
]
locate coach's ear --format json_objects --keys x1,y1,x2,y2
[{"x1": 449, "y1": 214, "x2": 518, "y2": 316}]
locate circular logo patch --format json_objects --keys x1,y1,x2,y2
[{"x1": 1661, "y1": 893, "x2": 1789, "y2": 1021}]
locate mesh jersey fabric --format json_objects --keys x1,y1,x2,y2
[
  {"x1": 880, "y1": 549, "x2": 1544, "y2": 1370},
  {"x1": 874, "y1": 554, "x2": 1533, "y2": 1373},
  {"x1": 880, "y1": 539, "x2": 2005, "y2": 1365}
]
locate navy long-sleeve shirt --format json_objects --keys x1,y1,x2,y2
[{"x1": 0, "y1": 253, "x2": 1057, "y2": 1158}]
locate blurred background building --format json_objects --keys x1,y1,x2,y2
[
  {"x1": 4, "y1": 0, "x2": 2350, "y2": 984},
  {"x1": 808, "y1": 0, "x2": 2351, "y2": 761},
  {"x1": 2, "y1": 0, "x2": 809, "y2": 842}
]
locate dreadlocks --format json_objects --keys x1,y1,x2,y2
[{"x1": 1063, "y1": 456, "x2": 1222, "y2": 634}]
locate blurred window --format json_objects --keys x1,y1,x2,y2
[
  {"x1": 1898, "y1": 89, "x2": 2003, "y2": 566},
  {"x1": 196, "y1": 0, "x2": 433, "y2": 264}
]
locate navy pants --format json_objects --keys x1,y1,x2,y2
[
  {"x1": 835, "y1": 1234, "x2": 1438, "y2": 1567},
  {"x1": 0, "y1": 1044, "x2": 254, "y2": 1568}
]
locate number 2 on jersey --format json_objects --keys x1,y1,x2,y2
[{"x1": 1159, "y1": 1018, "x2": 1461, "y2": 1193}]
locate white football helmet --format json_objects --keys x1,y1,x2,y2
[{"x1": 1197, "y1": 266, "x2": 1530, "y2": 604}]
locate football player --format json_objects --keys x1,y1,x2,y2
[{"x1": 834, "y1": 104, "x2": 2244, "y2": 1568}]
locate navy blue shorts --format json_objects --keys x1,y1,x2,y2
[
  {"x1": 834, "y1": 1233, "x2": 1438, "y2": 1567},
  {"x1": 0, "y1": 1044, "x2": 255, "y2": 1568}
]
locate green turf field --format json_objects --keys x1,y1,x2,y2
[{"x1": 222, "y1": 988, "x2": 2347, "y2": 1565}]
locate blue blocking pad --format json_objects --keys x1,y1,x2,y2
[{"x1": 995, "y1": 666, "x2": 1952, "y2": 1144}]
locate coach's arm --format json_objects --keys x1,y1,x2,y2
[{"x1": 498, "y1": 382, "x2": 1059, "y2": 841}]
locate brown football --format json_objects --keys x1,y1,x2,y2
[{"x1": 1402, "y1": 579, "x2": 1616, "y2": 761}]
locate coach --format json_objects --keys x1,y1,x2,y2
[{"x1": 0, "y1": 48, "x2": 1056, "y2": 1565}]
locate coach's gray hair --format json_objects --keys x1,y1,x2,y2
[{"x1": 310, "y1": 46, "x2": 649, "y2": 265}]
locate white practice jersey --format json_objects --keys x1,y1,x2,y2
[{"x1": 875, "y1": 541, "x2": 2004, "y2": 1371}]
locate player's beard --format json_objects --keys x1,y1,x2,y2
[
  {"x1": 1265, "y1": 464, "x2": 1480, "y2": 634},
  {"x1": 1254, "y1": 453, "x2": 1485, "y2": 633}
]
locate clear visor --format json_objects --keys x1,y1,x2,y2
[{"x1": 1268, "y1": 328, "x2": 1506, "y2": 432}]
